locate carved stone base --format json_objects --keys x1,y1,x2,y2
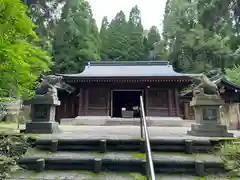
[
  {"x1": 187, "y1": 124, "x2": 233, "y2": 137},
  {"x1": 25, "y1": 122, "x2": 60, "y2": 134}
]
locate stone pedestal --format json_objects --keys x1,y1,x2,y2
[
  {"x1": 25, "y1": 95, "x2": 60, "y2": 134},
  {"x1": 187, "y1": 94, "x2": 233, "y2": 137}
]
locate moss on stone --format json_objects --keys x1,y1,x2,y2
[
  {"x1": 131, "y1": 152, "x2": 146, "y2": 159},
  {"x1": 91, "y1": 152, "x2": 105, "y2": 158},
  {"x1": 25, "y1": 148, "x2": 53, "y2": 157},
  {"x1": 129, "y1": 173, "x2": 147, "y2": 180}
]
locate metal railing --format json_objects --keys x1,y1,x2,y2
[{"x1": 139, "y1": 96, "x2": 155, "y2": 180}]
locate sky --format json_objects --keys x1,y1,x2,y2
[{"x1": 88, "y1": 0, "x2": 167, "y2": 31}]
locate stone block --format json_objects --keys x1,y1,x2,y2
[
  {"x1": 141, "y1": 160, "x2": 147, "y2": 175},
  {"x1": 36, "y1": 159, "x2": 45, "y2": 172},
  {"x1": 93, "y1": 158, "x2": 102, "y2": 173},
  {"x1": 185, "y1": 140, "x2": 193, "y2": 154},
  {"x1": 140, "y1": 139, "x2": 146, "y2": 153},
  {"x1": 25, "y1": 122, "x2": 60, "y2": 134},
  {"x1": 195, "y1": 160, "x2": 205, "y2": 177},
  {"x1": 50, "y1": 140, "x2": 58, "y2": 152},
  {"x1": 188, "y1": 124, "x2": 233, "y2": 137},
  {"x1": 99, "y1": 140, "x2": 107, "y2": 153}
]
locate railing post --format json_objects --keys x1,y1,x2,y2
[{"x1": 139, "y1": 96, "x2": 155, "y2": 180}]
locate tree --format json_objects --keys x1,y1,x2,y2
[
  {"x1": 127, "y1": 5, "x2": 144, "y2": 61},
  {"x1": 162, "y1": 0, "x2": 239, "y2": 73},
  {"x1": 106, "y1": 11, "x2": 129, "y2": 61},
  {"x1": 99, "y1": 16, "x2": 109, "y2": 60},
  {"x1": 22, "y1": 0, "x2": 63, "y2": 53},
  {"x1": 52, "y1": 0, "x2": 100, "y2": 73},
  {"x1": 143, "y1": 26, "x2": 162, "y2": 60},
  {"x1": 226, "y1": 65, "x2": 240, "y2": 85},
  {"x1": 0, "y1": 0, "x2": 52, "y2": 98}
]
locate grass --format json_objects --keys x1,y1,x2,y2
[
  {"x1": 198, "y1": 176, "x2": 239, "y2": 180},
  {"x1": 131, "y1": 152, "x2": 146, "y2": 159},
  {"x1": 0, "y1": 122, "x2": 40, "y2": 138},
  {"x1": 25, "y1": 148, "x2": 53, "y2": 158}
]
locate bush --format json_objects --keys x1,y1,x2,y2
[
  {"x1": 218, "y1": 143, "x2": 240, "y2": 176},
  {"x1": 0, "y1": 134, "x2": 30, "y2": 179}
]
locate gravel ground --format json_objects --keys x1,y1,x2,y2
[{"x1": 39, "y1": 126, "x2": 240, "y2": 140}]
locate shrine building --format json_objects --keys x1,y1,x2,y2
[{"x1": 55, "y1": 61, "x2": 192, "y2": 121}]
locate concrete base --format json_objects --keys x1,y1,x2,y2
[
  {"x1": 187, "y1": 123, "x2": 234, "y2": 137},
  {"x1": 25, "y1": 122, "x2": 60, "y2": 134}
]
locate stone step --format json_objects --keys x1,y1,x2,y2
[
  {"x1": 10, "y1": 171, "x2": 226, "y2": 180},
  {"x1": 61, "y1": 117, "x2": 193, "y2": 127},
  {"x1": 18, "y1": 151, "x2": 224, "y2": 176},
  {"x1": 31, "y1": 138, "x2": 218, "y2": 154}
]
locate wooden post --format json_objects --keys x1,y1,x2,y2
[
  {"x1": 107, "y1": 89, "x2": 110, "y2": 116},
  {"x1": 78, "y1": 88, "x2": 83, "y2": 116},
  {"x1": 168, "y1": 89, "x2": 173, "y2": 116},
  {"x1": 84, "y1": 88, "x2": 88, "y2": 116},
  {"x1": 184, "y1": 102, "x2": 189, "y2": 119},
  {"x1": 145, "y1": 89, "x2": 149, "y2": 116},
  {"x1": 175, "y1": 89, "x2": 180, "y2": 117}
]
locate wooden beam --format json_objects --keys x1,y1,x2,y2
[{"x1": 168, "y1": 89, "x2": 173, "y2": 116}]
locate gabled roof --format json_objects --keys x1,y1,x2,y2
[{"x1": 59, "y1": 61, "x2": 189, "y2": 78}]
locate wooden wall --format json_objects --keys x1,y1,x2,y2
[{"x1": 56, "y1": 82, "x2": 184, "y2": 120}]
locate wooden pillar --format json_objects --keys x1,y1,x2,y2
[
  {"x1": 107, "y1": 89, "x2": 110, "y2": 116},
  {"x1": 184, "y1": 102, "x2": 189, "y2": 120},
  {"x1": 175, "y1": 89, "x2": 180, "y2": 117},
  {"x1": 84, "y1": 88, "x2": 88, "y2": 116},
  {"x1": 168, "y1": 89, "x2": 173, "y2": 116},
  {"x1": 145, "y1": 89, "x2": 149, "y2": 116},
  {"x1": 78, "y1": 88, "x2": 83, "y2": 116}
]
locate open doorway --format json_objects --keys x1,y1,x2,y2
[{"x1": 112, "y1": 90, "x2": 143, "y2": 118}]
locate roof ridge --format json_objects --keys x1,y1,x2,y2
[{"x1": 87, "y1": 61, "x2": 170, "y2": 66}]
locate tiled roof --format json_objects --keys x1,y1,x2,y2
[{"x1": 59, "y1": 61, "x2": 188, "y2": 78}]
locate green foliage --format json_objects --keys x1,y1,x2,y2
[
  {"x1": 127, "y1": 6, "x2": 144, "y2": 61},
  {"x1": 218, "y1": 143, "x2": 240, "y2": 176},
  {"x1": 105, "y1": 11, "x2": 129, "y2": 61},
  {"x1": 226, "y1": 65, "x2": 240, "y2": 85},
  {"x1": 52, "y1": 0, "x2": 100, "y2": 73},
  {"x1": 0, "y1": 134, "x2": 30, "y2": 179},
  {"x1": 162, "y1": 0, "x2": 240, "y2": 73},
  {"x1": 0, "y1": 0, "x2": 52, "y2": 99}
]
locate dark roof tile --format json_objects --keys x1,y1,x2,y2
[{"x1": 59, "y1": 61, "x2": 188, "y2": 78}]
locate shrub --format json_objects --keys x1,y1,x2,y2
[
  {"x1": 0, "y1": 134, "x2": 30, "y2": 179},
  {"x1": 218, "y1": 143, "x2": 240, "y2": 176}
]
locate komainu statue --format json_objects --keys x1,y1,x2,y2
[
  {"x1": 35, "y1": 75, "x2": 75, "y2": 99},
  {"x1": 190, "y1": 73, "x2": 220, "y2": 97}
]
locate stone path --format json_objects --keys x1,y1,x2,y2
[
  {"x1": 39, "y1": 126, "x2": 240, "y2": 140},
  {"x1": 9, "y1": 171, "x2": 225, "y2": 180}
]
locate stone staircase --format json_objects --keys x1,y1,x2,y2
[{"x1": 15, "y1": 137, "x2": 234, "y2": 179}]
